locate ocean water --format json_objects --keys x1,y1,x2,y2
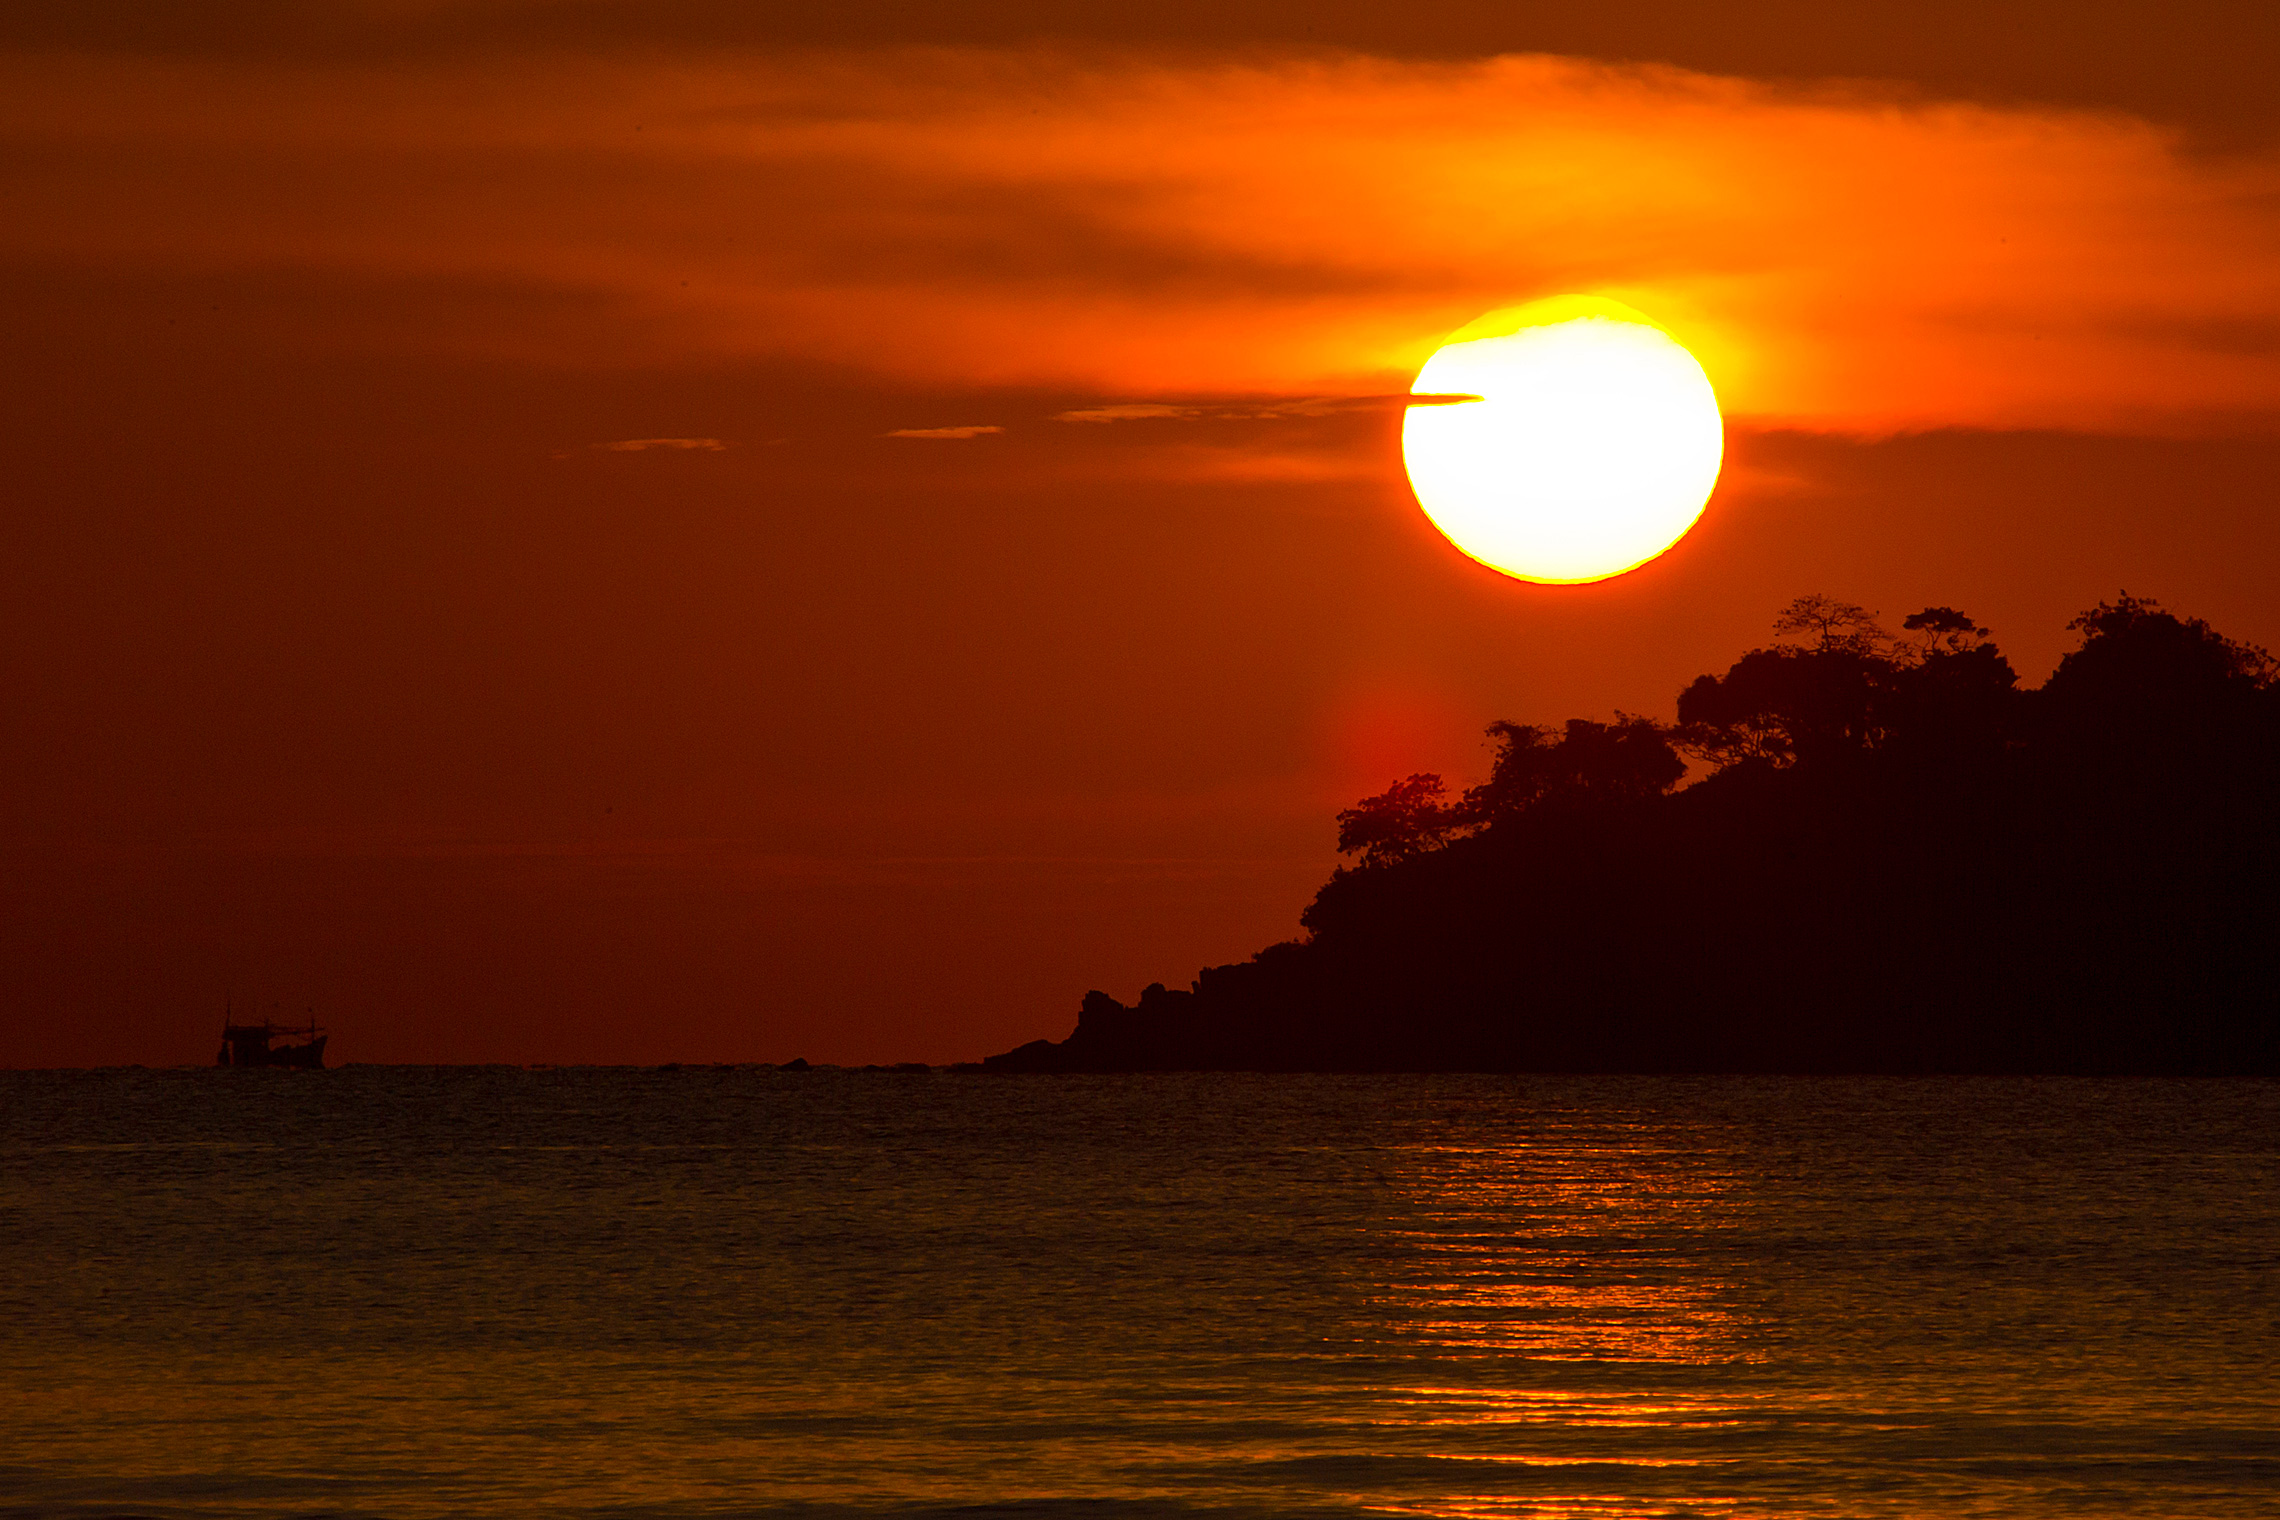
[{"x1": 2, "y1": 1070, "x2": 2275, "y2": 1519}]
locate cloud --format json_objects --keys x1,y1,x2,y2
[
  {"x1": 594, "y1": 437, "x2": 730, "y2": 451},
  {"x1": 1056, "y1": 394, "x2": 1476, "y2": 423},
  {"x1": 6, "y1": 47, "x2": 2279, "y2": 433},
  {"x1": 1054, "y1": 404, "x2": 1204, "y2": 423},
  {"x1": 883, "y1": 424, "x2": 1002, "y2": 439},
  {"x1": 1241, "y1": 393, "x2": 1485, "y2": 418}
]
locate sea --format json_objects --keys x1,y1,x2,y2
[{"x1": 3, "y1": 1069, "x2": 2276, "y2": 1519}]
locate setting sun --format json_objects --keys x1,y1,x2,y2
[{"x1": 1404, "y1": 299, "x2": 1725, "y2": 584}]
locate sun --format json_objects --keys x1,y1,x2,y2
[{"x1": 1403, "y1": 297, "x2": 1724, "y2": 585}]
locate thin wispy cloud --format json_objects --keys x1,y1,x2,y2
[
  {"x1": 1056, "y1": 394, "x2": 1479, "y2": 424},
  {"x1": 1240, "y1": 394, "x2": 1486, "y2": 418},
  {"x1": 594, "y1": 437, "x2": 730, "y2": 452},
  {"x1": 884, "y1": 425, "x2": 1002, "y2": 439},
  {"x1": 1055, "y1": 404, "x2": 1205, "y2": 424}
]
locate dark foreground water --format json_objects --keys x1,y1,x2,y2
[{"x1": 3, "y1": 1071, "x2": 2276, "y2": 1519}]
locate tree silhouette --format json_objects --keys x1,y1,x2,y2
[
  {"x1": 1772, "y1": 593, "x2": 1887, "y2": 653},
  {"x1": 1678, "y1": 599, "x2": 2020, "y2": 769},
  {"x1": 1335, "y1": 773, "x2": 1457, "y2": 867},
  {"x1": 1674, "y1": 595, "x2": 1896, "y2": 766},
  {"x1": 1882, "y1": 636, "x2": 2018, "y2": 765},
  {"x1": 2051, "y1": 593, "x2": 2274, "y2": 703},
  {"x1": 1676, "y1": 642, "x2": 1886, "y2": 765},
  {"x1": 2036, "y1": 593, "x2": 2277, "y2": 774},
  {"x1": 1901, "y1": 606, "x2": 1990, "y2": 658},
  {"x1": 1466, "y1": 716, "x2": 1684, "y2": 821}
]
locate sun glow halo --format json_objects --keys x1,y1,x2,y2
[{"x1": 1404, "y1": 300, "x2": 1723, "y2": 584}]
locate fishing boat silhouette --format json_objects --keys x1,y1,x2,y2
[{"x1": 216, "y1": 1002, "x2": 328, "y2": 1069}]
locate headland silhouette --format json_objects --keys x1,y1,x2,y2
[{"x1": 987, "y1": 595, "x2": 2280, "y2": 1074}]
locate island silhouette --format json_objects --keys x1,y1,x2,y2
[{"x1": 985, "y1": 595, "x2": 2280, "y2": 1074}]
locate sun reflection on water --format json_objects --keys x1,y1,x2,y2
[
  {"x1": 1338, "y1": 1119, "x2": 1768, "y2": 1518},
  {"x1": 1377, "y1": 1135, "x2": 1753, "y2": 1360}
]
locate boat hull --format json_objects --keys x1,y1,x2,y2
[{"x1": 217, "y1": 1026, "x2": 328, "y2": 1069}]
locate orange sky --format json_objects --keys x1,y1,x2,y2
[
  {"x1": 9, "y1": 45, "x2": 2278, "y2": 428},
  {"x1": 6, "y1": 1, "x2": 2280, "y2": 1066}
]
